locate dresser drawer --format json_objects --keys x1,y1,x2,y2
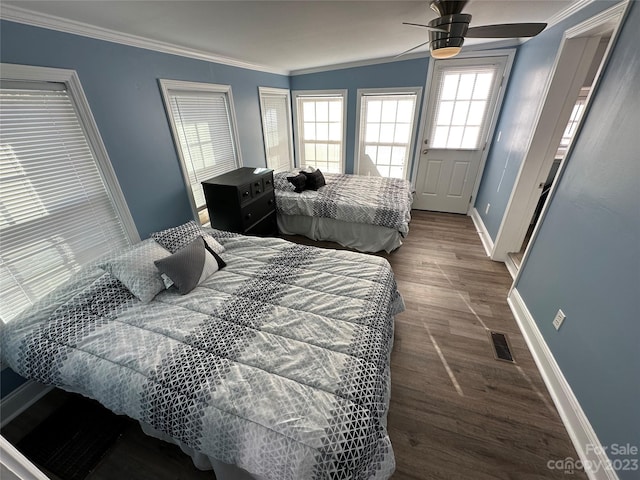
[
  {"x1": 250, "y1": 178, "x2": 264, "y2": 197},
  {"x1": 241, "y1": 192, "x2": 275, "y2": 230},
  {"x1": 238, "y1": 183, "x2": 252, "y2": 206},
  {"x1": 263, "y1": 175, "x2": 274, "y2": 192}
]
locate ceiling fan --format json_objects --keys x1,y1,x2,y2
[{"x1": 400, "y1": 0, "x2": 547, "y2": 59}]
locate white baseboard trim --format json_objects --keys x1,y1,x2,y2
[
  {"x1": 504, "y1": 254, "x2": 519, "y2": 280},
  {"x1": 0, "y1": 436, "x2": 50, "y2": 480},
  {"x1": 470, "y1": 208, "x2": 494, "y2": 257},
  {"x1": 1, "y1": 381, "x2": 53, "y2": 428},
  {"x1": 508, "y1": 288, "x2": 619, "y2": 480}
]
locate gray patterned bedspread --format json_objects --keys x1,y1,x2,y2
[
  {"x1": 274, "y1": 173, "x2": 413, "y2": 235},
  {"x1": 1, "y1": 233, "x2": 403, "y2": 480}
]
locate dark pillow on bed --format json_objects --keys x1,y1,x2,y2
[
  {"x1": 154, "y1": 236, "x2": 226, "y2": 295},
  {"x1": 287, "y1": 173, "x2": 307, "y2": 193},
  {"x1": 300, "y1": 169, "x2": 326, "y2": 190}
]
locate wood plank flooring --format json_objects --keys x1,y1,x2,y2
[{"x1": 2, "y1": 211, "x2": 586, "y2": 479}]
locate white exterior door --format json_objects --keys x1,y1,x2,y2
[{"x1": 414, "y1": 56, "x2": 508, "y2": 213}]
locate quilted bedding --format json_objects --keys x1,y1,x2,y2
[
  {"x1": 274, "y1": 172, "x2": 413, "y2": 235},
  {"x1": 1, "y1": 232, "x2": 404, "y2": 480}
]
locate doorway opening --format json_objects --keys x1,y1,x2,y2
[
  {"x1": 508, "y1": 39, "x2": 609, "y2": 269},
  {"x1": 488, "y1": 2, "x2": 629, "y2": 277}
]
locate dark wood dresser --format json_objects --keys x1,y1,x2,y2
[{"x1": 202, "y1": 167, "x2": 277, "y2": 236}]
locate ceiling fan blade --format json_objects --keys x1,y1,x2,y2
[
  {"x1": 402, "y1": 22, "x2": 448, "y2": 32},
  {"x1": 466, "y1": 23, "x2": 547, "y2": 38},
  {"x1": 395, "y1": 40, "x2": 431, "y2": 59}
]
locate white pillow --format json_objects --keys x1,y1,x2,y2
[{"x1": 99, "y1": 239, "x2": 170, "y2": 303}]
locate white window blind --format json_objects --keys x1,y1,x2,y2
[
  {"x1": 357, "y1": 92, "x2": 419, "y2": 179},
  {"x1": 259, "y1": 87, "x2": 293, "y2": 173},
  {"x1": 294, "y1": 92, "x2": 346, "y2": 173},
  {"x1": 429, "y1": 65, "x2": 499, "y2": 150},
  {"x1": 161, "y1": 81, "x2": 241, "y2": 224},
  {"x1": 0, "y1": 83, "x2": 131, "y2": 323}
]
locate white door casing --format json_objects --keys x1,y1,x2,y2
[
  {"x1": 491, "y1": 2, "x2": 629, "y2": 263},
  {"x1": 413, "y1": 53, "x2": 513, "y2": 214}
]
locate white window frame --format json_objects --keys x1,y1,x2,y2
[
  {"x1": 159, "y1": 79, "x2": 243, "y2": 223},
  {"x1": 0, "y1": 63, "x2": 139, "y2": 242},
  {"x1": 292, "y1": 89, "x2": 348, "y2": 173},
  {"x1": 354, "y1": 87, "x2": 422, "y2": 180},
  {"x1": 258, "y1": 86, "x2": 294, "y2": 173},
  {"x1": 1, "y1": 63, "x2": 140, "y2": 323}
]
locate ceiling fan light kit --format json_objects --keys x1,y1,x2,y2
[{"x1": 428, "y1": 13, "x2": 470, "y2": 59}]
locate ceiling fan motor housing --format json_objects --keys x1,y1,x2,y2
[{"x1": 428, "y1": 13, "x2": 471, "y2": 51}]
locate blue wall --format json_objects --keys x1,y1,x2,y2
[
  {"x1": 290, "y1": 59, "x2": 429, "y2": 175},
  {"x1": 513, "y1": 4, "x2": 639, "y2": 478},
  {"x1": 3, "y1": 6, "x2": 638, "y2": 469},
  {"x1": 0, "y1": 20, "x2": 289, "y2": 238},
  {"x1": 473, "y1": 1, "x2": 618, "y2": 239}
]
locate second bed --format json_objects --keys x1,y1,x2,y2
[{"x1": 274, "y1": 172, "x2": 413, "y2": 253}]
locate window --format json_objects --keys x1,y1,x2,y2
[
  {"x1": 0, "y1": 64, "x2": 138, "y2": 323},
  {"x1": 429, "y1": 65, "x2": 500, "y2": 149},
  {"x1": 356, "y1": 89, "x2": 421, "y2": 179},
  {"x1": 259, "y1": 87, "x2": 294, "y2": 173},
  {"x1": 293, "y1": 90, "x2": 347, "y2": 173},
  {"x1": 556, "y1": 87, "x2": 590, "y2": 159},
  {"x1": 159, "y1": 80, "x2": 242, "y2": 224}
]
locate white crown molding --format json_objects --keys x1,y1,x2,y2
[
  {"x1": 290, "y1": 53, "x2": 428, "y2": 77},
  {"x1": 0, "y1": 1, "x2": 602, "y2": 78},
  {"x1": 0, "y1": 4, "x2": 289, "y2": 76},
  {"x1": 546, "y1": 0, "x2": 597, "y2": 29},
  {"x1": 290, "y1": 39, "x2": 520, "y2": 76}
]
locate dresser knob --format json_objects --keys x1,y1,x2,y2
[
  {"x1": 268, "y1": 199, "x2": 274, "y2": 206},
  {"x1": 245, "y1": 213, "x2": 252, "y2": 220},
  {"x1": 265, "y1": 180, "x2": 272, "y2": 185},
  {"x1": 243, "y1": 191, "x2": 249, "y2": 197}
]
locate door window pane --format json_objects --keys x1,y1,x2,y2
[{"x1": 430, "y1": 66, "x2": 497, "y2": 149}]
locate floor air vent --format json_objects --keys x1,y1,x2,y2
[{"x1": 489, "y1": 331, "x2": 515, "y2": 363}]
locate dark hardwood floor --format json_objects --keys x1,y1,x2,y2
[{"x1": 3, "y1": 211, "x2": 586, "y2": 479}]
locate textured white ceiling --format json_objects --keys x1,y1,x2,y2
[{"x1": 2, "y1": 1, "x2": 574, "y2": 73}]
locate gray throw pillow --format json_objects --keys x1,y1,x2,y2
[{"x1": 154, "y1": 236, "x2": 226, "y2": 295}]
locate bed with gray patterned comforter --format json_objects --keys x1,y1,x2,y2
[
  {"x1": 274, "y1": 172, "x2": 413, "y2": 235},
  {"x1": 1, "y1": 232, "x2": 403, "y2": 480}
]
